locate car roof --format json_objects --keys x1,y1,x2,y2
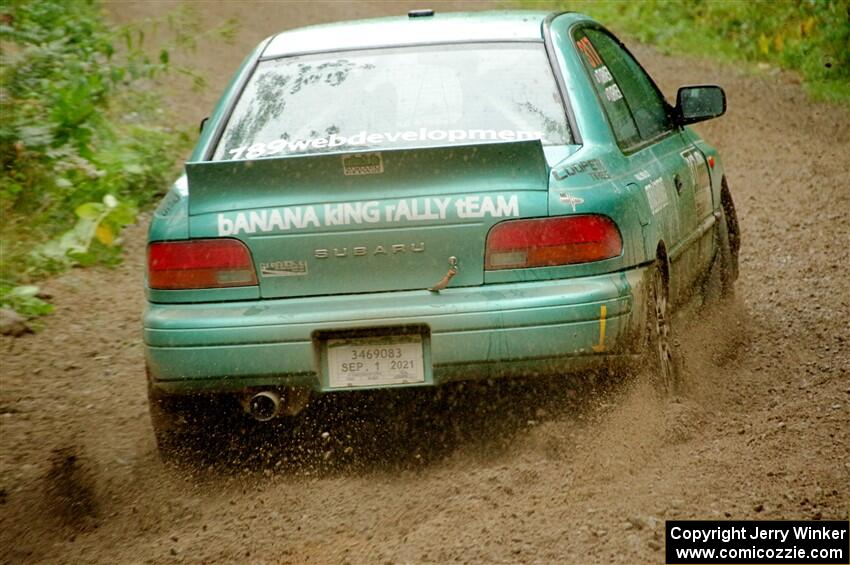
[{"x1": 262, "y1": 10, "x2": 573, "y2": 59}]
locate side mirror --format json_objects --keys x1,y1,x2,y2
[
  {"x1": 199, "y1": 116, "x2": 209, "y2": 134},
  {"x1": 675, "y1": 85, "x2": 726, "y2": 125}
]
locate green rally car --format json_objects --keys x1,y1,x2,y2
[{"x1": 144, "y1": 9, "x2": 739, "y2": 457}]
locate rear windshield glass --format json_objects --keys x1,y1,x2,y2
[{"x1": 212, "y1": 43, "x2": 571, "y2": 161}]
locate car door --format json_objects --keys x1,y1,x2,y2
[{"x1": 574, "y1": 27, "x2": 708, "y2": 304}]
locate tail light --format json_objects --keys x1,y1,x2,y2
[
  {"x1": 148, "y1": 239, "x2": 257, "y2": 290},
  {"x1": 485, "y1": 215, "x2": 622, "y2": 270}
]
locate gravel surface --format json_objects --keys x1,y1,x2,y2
[{"x1": 1, "y1": 2, "x2": 848, "y2": 563}]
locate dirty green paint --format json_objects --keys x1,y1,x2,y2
[{"x1": 145, "y1": 10, "x2": 726, "y2": 393}]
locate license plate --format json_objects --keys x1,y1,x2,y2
[{"x1": 326, "y1": 335, "x2": 425, "y2": 388}]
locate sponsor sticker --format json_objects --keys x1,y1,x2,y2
[
  {"x1": 260, "y1": 260, "x2": 308, "y2": 277},
  {"x1": 217, "y1": 195, "x2": 521, "y2": 236},
  {"x1": 553, "y1": 158, "x2": 611, "y2": 181},
  {"x1": 225, "y1": 128, "x2": 544, "y2": 161},
  {"x1": 558, "y1": 192, "x2": 585, "y2": 212},
  {"x1": 681, "y1": 148, "x2": 713, "y2": 219},
  {"x1": 593, "y1": 66, "x2": 613, "y2": 85},
  {"x1": 644, "y1": 177, "x2": 669, "y2": 214},
  {"x1": 605, "y1": 83, "x2": 623, "y2": 102},
  {"x1": 576, "y1": 36, "x2": 604, "y2": 68},
  {"x1": 342, "y1": 152, "x2": 384, "y2": 176}
]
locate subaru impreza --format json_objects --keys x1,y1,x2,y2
[{"x1": 144, "y1": 9, "x2": 739, "y2": 457}]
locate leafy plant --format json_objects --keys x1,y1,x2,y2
[
  {"x1": 1, "y1": 0, "x2": 182, "y2": 216},
  {"x1": 0, "y1": 0, "x2": 237, "y2": 320},
  {"x1": 30, "y1": 194, "x2": 138, "y2": 272},
  {"x1": 0, "y1": 284, "x2": 53, "y2": 319}
]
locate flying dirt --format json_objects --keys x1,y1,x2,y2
[{"x1": 1, "y1": 2, "x2": 848, "y2": 563}]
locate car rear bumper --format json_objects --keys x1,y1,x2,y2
[{"x1": 144, "y1": 267, "x2": 649, "y2": 393}]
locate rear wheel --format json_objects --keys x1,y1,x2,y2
[
  {"x1": 643, "y1": 262, "x2": 683, "y2": 396},
  {"x1": 147, "y1": 376, "x2": 230, "y2": 464},
  {"x1": 148, "y1": 380, "x2": 194, "y2": 463}
]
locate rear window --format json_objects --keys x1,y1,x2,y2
[{"x1": 212, "y1": 43, "x2": 571, "y2": 161}]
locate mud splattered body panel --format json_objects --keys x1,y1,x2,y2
[{"x1": 145, "y1": 10, "x2": 727, "y2": 392}]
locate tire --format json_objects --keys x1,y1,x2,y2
[
  {"x1": 147, "y1": 376, "x2": 229, "y2": 464},
  {"x1": 643, "y1": 261, "x2": 684, "y2": 396},
  {"x1": 147, "y1": 379, "x2": 195, "y2": 463}
]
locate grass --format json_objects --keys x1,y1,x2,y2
[{"x1": 521, "y1": 0, "x2": 850, "y2": 106}]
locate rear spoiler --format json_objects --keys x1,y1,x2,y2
[{"x1": 185, "y1": 140, "x2": 549, "y2": 216}]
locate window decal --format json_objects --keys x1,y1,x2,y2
[
  {"x1": 604, "y1": 84, "x2": 623, "y2": 102},
  {"x1": 593, "y1": 66, "x2": 614, "y2": 85},
  {"x1": 576, "y1": 37, "x2": 603, "y2": 68}
]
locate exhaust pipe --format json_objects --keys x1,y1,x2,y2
[
  {"x1": 247, "y1": 391, "x2": 281, "y2": 422},
  {"x1": 243, "y1": 388, "x2": 311, "y2": 421}
]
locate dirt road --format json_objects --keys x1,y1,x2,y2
[{"x1": 1, "y1": 2, "x2": 848, "y2": 563}]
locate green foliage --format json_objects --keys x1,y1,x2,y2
[
  {"x1": 0, "y1": 284, "x2": 53, "y2": 319},
  {"x1": 0, "y1": 0, "x2": 236, "y2": 319},
  {"x1": 29, "y1": 194, "x2": 138, "y2": 274},
  {"x1": 539, "y1": 0, "x2": 850, "y2": 104},
  {"x1": 1, "y1": 0, "x2": 180, "y2": 217}
]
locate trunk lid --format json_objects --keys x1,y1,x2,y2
[{"x1": 186, "y1": 140, "x2": 550, "y2": 298}]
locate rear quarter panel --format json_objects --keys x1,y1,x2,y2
[{"x1": 539, "y1": 14, "x2": 658, "y2": 272}]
